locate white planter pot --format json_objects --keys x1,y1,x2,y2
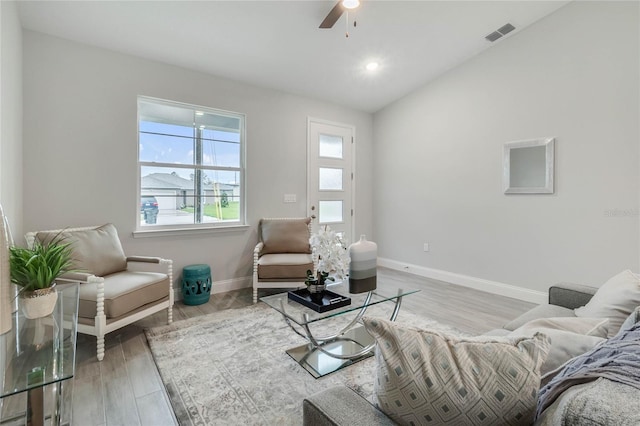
[
  {"x1": 307, "y1": 282, "x2": 326, "y2": 294},
  {"x1": 20, "y1": 285, "x2": 58, "y2": 319}
]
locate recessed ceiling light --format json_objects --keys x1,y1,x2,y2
[
  {"x1": 366, "y1": 62, "x2": 379, "y2": 71},
  {"x1": 342, "y1": 0, "x2": 360, "y2": 10},
  {"x1": 195, "y1": 111, "x2": 204, "y2": 116}
]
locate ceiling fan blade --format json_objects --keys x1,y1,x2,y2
[{"x1": 319, "y1": 2, "x2": 344, "y2": 29}]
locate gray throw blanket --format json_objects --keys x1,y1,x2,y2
[{"x1": 536, "y1": 322, "x2": 640, "y2": 419}]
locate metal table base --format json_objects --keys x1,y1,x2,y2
[{"x1": 285, "y1": 325, "x2": 375, "y2": 378}]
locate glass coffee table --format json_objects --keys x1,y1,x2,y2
[
  {"x1": 261, "y1": 281, "x2": 419, "y2": 378},
  {"x1": 0, "y1": 282, "x2": 79, "y2": 426}
]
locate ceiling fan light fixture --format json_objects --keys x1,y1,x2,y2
[
  {"x1": 366, "y1": 62, "x2": 379, "y2": 71},
  {"x1": 342, "y1": 0, "x2": 360, "y2": 10}
]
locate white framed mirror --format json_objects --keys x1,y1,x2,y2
[{"x1": 503, "y1": 137, "x2": 555, "y2": 194}]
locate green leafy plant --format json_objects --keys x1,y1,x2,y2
[
  {"x1": 9, "y1": 234, "x2": 75, "y2": 292},
  {"x1": 305, "y1": 269, "x2": 332, "y2": 287}
]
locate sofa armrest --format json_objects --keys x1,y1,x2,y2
[
  {"x1": 303, "y1": 386, "x2": 395, "y2": 426},
  {"x1": 549, "y1": 282, "x2": 598, "y2": 309}
]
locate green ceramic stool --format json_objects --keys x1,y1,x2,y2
[{"x1": 181, "y1": 264, "x2": 212, "y2": 306}]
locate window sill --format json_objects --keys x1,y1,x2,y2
[{"x1": 132, "y1": 225, "x2": 250, "y2": 238}]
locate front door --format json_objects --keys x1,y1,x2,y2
[{"x1": 307, "y1": 118, "x2": 354, "y2": 242}]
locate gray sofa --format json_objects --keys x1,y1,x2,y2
[{"x1": 303, "y1": 282, "x2": 640, "y2": 425}]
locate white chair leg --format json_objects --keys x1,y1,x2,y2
[
  {"x1": 96, "y1": 335, "x2": 105, "y2": 361},
  {"x1": 164, "y1": 258, "x2": 173, "y2": 324},
  {"x1": 94, "y1": 276, "x2": 106, "y2": 361},
  {"x1": 253, "y1": 287, "x2": 258, "y2": 304}
]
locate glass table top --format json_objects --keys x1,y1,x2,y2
[
  {"x1": 0, "y1": 282, "x2": 79, "y2": 399},
  {"x1": 260, "y1": 281, "x2": 420, "y2": 326}
]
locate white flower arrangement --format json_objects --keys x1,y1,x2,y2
[{"x1": 309, "y1": 225, "x2": 350, "y2": 284}]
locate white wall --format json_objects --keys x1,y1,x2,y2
[
  {"x1": 22, "y1": 31, "x2": 373, "y2": 288},
  {"x1": 0, "y1": 1, "x2": 23, "y2": 239},
  {"x1": 374, "y1": 1, "x2": 639, "y2": 293}
]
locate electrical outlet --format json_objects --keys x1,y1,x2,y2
[
  {"x1": 423, "y1": 243, "x2": 429, "y2": 252},
  {"x1": 283, "y1": 194, "x2": 297, "y2": 203}
]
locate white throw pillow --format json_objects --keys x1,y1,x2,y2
[
  {"x1": 574, "y1": 270, "x2": 640, "y2": 337},
  {"x1": 509, "y1": 326, "x2": 605, "y2": 375},
  {"x1": 513, "y1": 317, "x2": 608, "y2": 338},
  {"x1": 363, "y1": 317, "x2": 550, "y2": 426}
]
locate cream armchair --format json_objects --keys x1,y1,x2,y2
[
  {"x1": 253, "y1": 217, "x2": 315, "y2": 303},
  {"x1": 26, "y1": 223, "x2": 173, "y2": 361}
]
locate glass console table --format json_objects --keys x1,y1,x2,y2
[
  {"x1": 261, "y1": 281, "x2": 419, "y2": 378},
  {"x1": 0, "y1": 282, "x2": 79, "y2": 426}
]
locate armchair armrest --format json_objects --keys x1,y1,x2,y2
[
  {"x1": 253, "y1": 242, "x2": 264, "y2": 275},
  {"x1": 549, "y1": 282, "x2": 598, "y2": 309},
  {"x1": 126, "y1": 256, "x2": 162, "y2": 264},
  {"x1": 254, "y1": 242, "x2": 264, "y2": 257},
  {"x1": 57, "y1": 272, "x2": 104, "y2": 283}
]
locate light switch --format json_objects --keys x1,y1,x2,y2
[{"x1": 284, "y1": 194, "x2": 297, "y2": 203}]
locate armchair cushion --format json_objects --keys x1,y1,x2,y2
[
  {"x1": 257, "y1": 253, "x2": 313, "y2": 279},
  {"x1": 260, "y1": 218, "x2": 311, "y2": 254},
  {"x1": 78, "y1": 271, "x2": 169, "y2": 319},
  {"x1": 37, "y1": 223, "x2": 127, "y2": 276}
]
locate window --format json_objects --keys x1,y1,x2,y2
[{"x1": 137, "y1": 97, "x2": 245, "y2": 229}]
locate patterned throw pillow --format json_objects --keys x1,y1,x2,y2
[{"x1": 363, "y1": 317, "x2": 550, "y2": 426}]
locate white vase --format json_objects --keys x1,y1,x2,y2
[
  {"x1": 348, "y1": 235, "x2": 377, "y2": 293},
  {"x1": 20, "y1": 285, "x2": 58, "y2": 319}
]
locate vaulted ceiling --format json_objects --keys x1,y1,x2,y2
[{"x1": 16, "y1": 1, "x2": 569, "y2": 113}]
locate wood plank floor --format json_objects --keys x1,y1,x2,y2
[{"x1": 2, "y1": 267, "x2": 536, "y2": 425}]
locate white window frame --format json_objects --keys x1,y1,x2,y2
[{"x1": 135, "y1": 96, "x2": 246, "y2": 235}]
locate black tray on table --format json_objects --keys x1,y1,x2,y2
[{"x1": 287, "y1": 288, "x2": 351, "y2": 313}]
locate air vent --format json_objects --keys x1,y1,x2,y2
[
  {"x1": 498, "y1": 23, "x2": 515, "y2": 35},
  {"x1": 485, "y1": 22, "x2": 516, "y2": 42},
  {"x1": 485, "y1": 31, "x2": 502, "y2": 42}
]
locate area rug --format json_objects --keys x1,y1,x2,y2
[{"x1": 145, "y1": 302, "x2": 465, "y2": 425}]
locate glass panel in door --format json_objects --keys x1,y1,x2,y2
[
  {"x1": 319, "y1": 168, "x2": 343, "y2": 191},
  {"x1": 319, "y1": 134, "x2": 343, "y2": 159}
]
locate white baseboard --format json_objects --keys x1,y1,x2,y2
[
  {"x1": 377, "y1": 258, "x2": 547, "y2": 305},
  {"x1": 173, "y1": 276, "x2": 252, "y2": 301},
  {"x1": 211, "y1": 276, "x2": 253, "y2": 294}
]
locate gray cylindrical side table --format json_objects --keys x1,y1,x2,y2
[{"x1": 181, "y1": 264, "x2": 212, "y2": 306}]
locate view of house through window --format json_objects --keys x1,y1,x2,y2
[{"x1": 138, "y1": 97, "x2": 245, "y2": 228}]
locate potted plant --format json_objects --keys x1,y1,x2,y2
[
  {"x1": 304, "y1": 269, "x2": 328, "y2": 296},
  {"x1": 9, "y1": 233, "x2": 74, "y2": 319},
  {"x1": 306, "y1": 226, "x2": 350, "y2": 298}
]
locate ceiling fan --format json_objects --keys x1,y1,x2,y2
[{"x1": 319, "y1": 0, "x2": 360, "y2": 29}]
